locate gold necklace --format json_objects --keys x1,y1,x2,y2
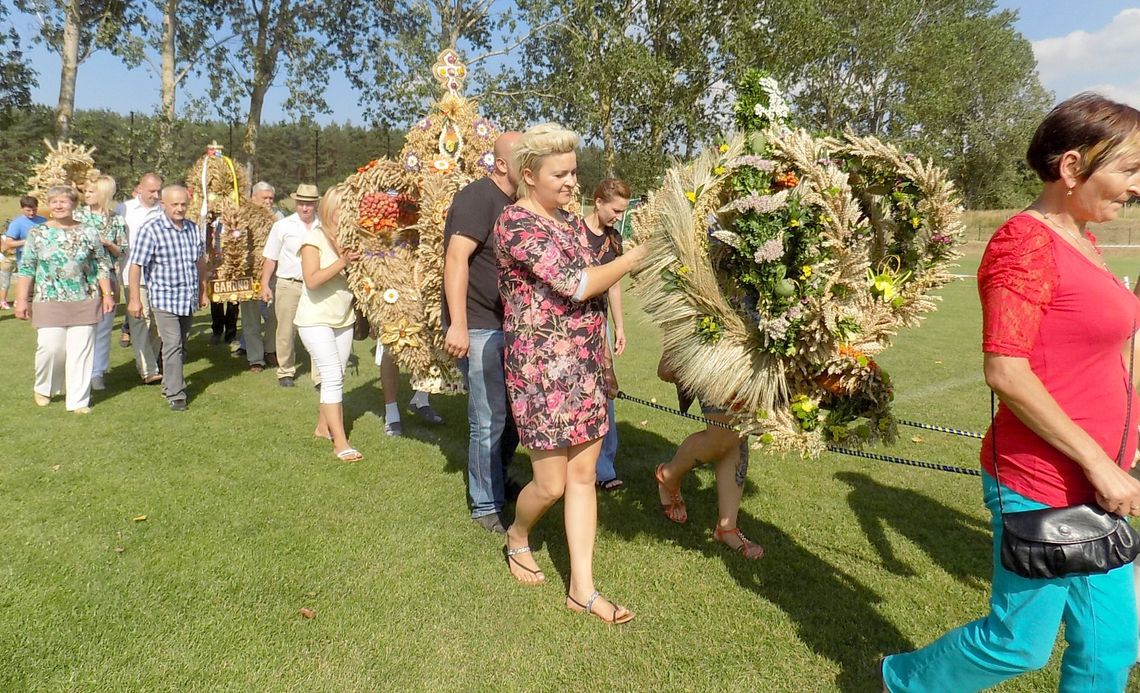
[{"x1": 1038, "y1": 212, "x2": 1108, "y2": 270}]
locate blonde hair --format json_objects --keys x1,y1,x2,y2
[
  {"x1": 91, "y1": 175, "x2": 117, "y2": 211},
  {"x1": 318, "y1": 184, "x2": 345, "y2": 237},
  {"x1": 513, "y1": 123, "x2": 580, "y2": 198}
]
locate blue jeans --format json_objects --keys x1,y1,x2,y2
[
  {"x1": 595, "y1": 397, "x2": 619, "y2": 482},
  {"x1": 458, "y1": 329, "x2": 518, "y2": 519},
  {"x1": 883, "y1": 473, "x2": 1137, "y2": 692}
]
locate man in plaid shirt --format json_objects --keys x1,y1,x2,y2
[{"x1": 127, "y1": 186, "x2": 209, "y2": 412}]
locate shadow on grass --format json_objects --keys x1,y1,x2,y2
[
  {"x1": 835, "y1": 472, "x2": 991, "y2": 586},
  {"x1": 96, "y1": 314, "x2": 254, "y2": 407},
  {"x1": 553, "y1": 421, "x2": 914, "y2": 691}
]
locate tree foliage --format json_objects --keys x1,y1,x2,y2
[
  {"x1": 726, "y1": 0, "x2": 1051, "y2": 206},
  {"x1": 0, "y1": 4, "x2": 37, "y2": 128}
]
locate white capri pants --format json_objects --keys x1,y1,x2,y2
[
  {"x1": 298, "y1": 325, "x2": 353, "y2": 404},
  {"x1": 36, "y1": 324, "x2": 96, "y2": 410}
]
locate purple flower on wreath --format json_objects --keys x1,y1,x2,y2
[
  {"x1": 472, "y1": 118, "x2": 494, "y2": 139},
  {"x1": 479, "y1": 151, "x2": 496, "y2": 173},
  {"x1": 731, "y1": 155, "x2": 776, "y2": 172},
  {"x1": 728, "y1": 191, "x2": 788, "y2": 216},
  {"x1": 930, "y1": 232, "x2": 953, "y2": 246},
  {"x1": 416, "y1": 117, "x2": 433, "y2": 131},
  {"x1": 404, "y1": 152, "x2": 421, "y2": 172},
  {"x1": 752, "y1": 236, "x2": 783, "y2": 263}
]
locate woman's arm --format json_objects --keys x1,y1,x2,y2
[
  {"x1": 608, "y1": 282, "x2": 626, "y2": 356},
  {"x1": 301, "y1": 244, "x2": 360, "y2": 291},
  {"x1": 577, "y1": 245, "x2": 647, "y2": 300},
  {"x1": 986, "y1": 353, "x2": 1140, "y2": 514}
]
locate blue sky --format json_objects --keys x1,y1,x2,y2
[{"x1": 8, "y1": 1, "x2": 1140, "y2": 125}]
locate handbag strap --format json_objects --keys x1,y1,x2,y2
[{"x1": 991, "y1": 325, "x2": 1136, "y2": 517}]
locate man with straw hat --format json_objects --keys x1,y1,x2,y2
[{"x1": 260, "y1": 183, "x2": 320, "y2": 387}]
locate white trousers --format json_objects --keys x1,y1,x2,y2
[
  {"x1": 298, "y1": 325, "x2": 353, "y2": 404},
  {"x1": 92, "y1": 308, "x2": 116, "y2": 377},
  {"x1": 35, "y1": 324, "x2": 96, "y2": 410}
]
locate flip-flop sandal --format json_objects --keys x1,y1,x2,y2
[
  {"x1": 335, "y1": 448, "x2": 363, "y2": 461},
  {"x1": 566, "y1": 590, "x2": 634, "y2": 624},
  {"x1": 596, "y1": 478, "x2": 625, "y2": 491},
  {"x1": 504, "y1": 545, "x2": 545, "y2": 585}
]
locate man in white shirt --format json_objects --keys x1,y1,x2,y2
[
  {"x1": 122, "y1": 172, "x2": 164, "y2": 384},
  {"x1": 260, "y1": 183, "x2": 320, "y2": 387}
]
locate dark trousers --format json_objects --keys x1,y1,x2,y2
[{"x1": 210, "y1": 301, "x2": 238, "y2": 341}]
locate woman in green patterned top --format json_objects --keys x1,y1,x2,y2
[
  {"x1": 77, "y1": 175, "x2": 128, "y2": 391},
  {"x1": 14, "y1": 185, "x2": 115, "y2": 413}
]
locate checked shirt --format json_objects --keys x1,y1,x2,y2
[{"x1": 129, "y1": 213, "x2": 204, "y2": 316}]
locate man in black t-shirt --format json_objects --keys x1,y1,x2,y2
[{"x1": 443, "y1": 131, "x2": 522, "y2": 534}]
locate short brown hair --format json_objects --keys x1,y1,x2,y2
[
  {"x1": 592, "y1": 178, "x2": 632, "y2": 203},
  {"x1": 19, "y1": 196, "x2": 36, "y2": 209},
  {"x1": 1027, "y1": 92, "x2": 1140, "y2": 182}
]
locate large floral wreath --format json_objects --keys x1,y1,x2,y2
[
  {"x1": 632, "y1": 71, "x2": 964, "y2": 456},
  {"x1": 336, "y1": 50, "x2": 499, "y2": 394}
]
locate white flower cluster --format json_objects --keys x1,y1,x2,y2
[{"x1": 752, "y1": 77, "x2": 790, "y2": 125}]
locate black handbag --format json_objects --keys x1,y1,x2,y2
[{"x1": 993, "y1": 331, "x2": 1140, "y2": 579}]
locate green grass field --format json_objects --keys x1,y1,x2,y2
[{"x1": 3, "y1": 201, "x2": 1140, "y2": 691}]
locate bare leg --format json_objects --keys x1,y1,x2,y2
[
  {"x1": 380, "y1": 351, "x2": 399, "y2": 405},
  {"x1": 321, "y1": 402, "x2": 353, "y2": 454},
  {"x1": 656, "y1": 415, "x2": 737, "y2": 515},
  {"x1": 711, "y1": 438, "x2": 763, "y2": 558},
  {"x1": 314, "y1": 408, "x2": 331, "y2": 440},
  {"x1": 564, "y1": 438, "x2": 632, "y2": 622},
  {"x1": 506, "y1": 448, "x2": 566, "y2": 583}
]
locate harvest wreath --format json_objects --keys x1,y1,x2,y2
[
  {"x1": 334, "y1": 49, "x2": 500, "y2": 394},
  {"x1": 631, "y1": 71, "x2": 964, "y2": 457}
]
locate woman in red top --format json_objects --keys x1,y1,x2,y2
[{"x1": 882, "y1": 94, "x2": 1140, "y2": 692}]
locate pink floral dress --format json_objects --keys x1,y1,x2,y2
[{"x1": 494, "y1": 205, "x2": 609, "y2": 450}]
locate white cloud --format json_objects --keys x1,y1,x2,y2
[
  {"x1": 1033, "y1": 9, "x2": 1140, "y2": 90},
  {"x1": 1083, "y1": 80, "x2": 1140, "y2": 109}
]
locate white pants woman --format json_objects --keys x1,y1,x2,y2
[
  {"x1": 299, "y1": 325, "x2": 353, "y2": 405},
  {"x1": 36, "y1": 324, "x2": 96, "y2": 410}
]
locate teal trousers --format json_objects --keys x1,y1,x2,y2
[{"x1": 882, "y1": 473, "x2": 1137, "y2": 692}]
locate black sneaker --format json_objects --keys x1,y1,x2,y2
[
  {"x1": 169, "y1": 399, "x2": 188, "y2": 412},
  {"x1": 473, "y1": 513, "x2": 506, "y2": 534},
  {"x1": 278, "y1": 377, "x2": 295, "y2": 388},
  {"x1": 408, "y1": 404, "x2": 444, "y2": 425}
]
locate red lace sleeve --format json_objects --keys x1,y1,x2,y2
[{"x1": 978, "y1": 216, "x2": 1057, "y2": 358}]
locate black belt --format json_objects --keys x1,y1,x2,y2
[{"x1": 280, "y1": 277, "x2": 303, "y2": 283}]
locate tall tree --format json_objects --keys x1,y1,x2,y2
[
  {"x1": 499, "y1": 0, "x2": 731, "y2": 189},
  {"x1": 199, "y1": 0, "x2": 371, "y2": 179},
  {"x1": 15, "y1": 0, "x2": 141, "y2": 137},
  {"x1": 127, "y1": 0, "x2": 230, "y2": 171},
  {"x1": 334, "y1": 0, "x2": 563, "y2": 128},
  {"x1": 724, "y1": 0, "x2": 1051, "y2": 206},
  {"x1": 0, "y1": 5, "x2": 38, "y2": 128}
]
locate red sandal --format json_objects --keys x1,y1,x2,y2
[
  {"x1": 655, "y1": 463, "x2": 687, "y2": 524},
  {"x1": 714, "y1": 526, "x2": 764, "y2": 560}
]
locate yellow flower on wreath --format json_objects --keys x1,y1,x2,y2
[
  {"x1": 801, "y1": 265, "x2": 813, "y2": 279},
  {"x1": 685, "y1": 191, "x2": 697, "y2": 203},
  {"x1": 380, "y1": 317, "x2": 422, "y2": 352}
]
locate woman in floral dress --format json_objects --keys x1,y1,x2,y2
[
  {"x1": 75, "y1": 175, "x2": 128, "y2": 391},
  {"x1": 495, "y1": 123, "x2": 646, "y2": 624},
  {"x1": 14, "y1": 186, "x2": 115, "y2": 412}
]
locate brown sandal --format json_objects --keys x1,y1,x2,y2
[
  {"x1": 714, "y1": 526, "x2": 764, "y2": 560},
  {"x1": 655, "y1": 463, "x2": 687, "y2": 523},
  {"x1": 566, "y1": 591, "x2": 634, "y2": 624}
]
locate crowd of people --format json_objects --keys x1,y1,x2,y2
[{"x1": 7, "y1": 95, "x2": 1140, "y2": 687}]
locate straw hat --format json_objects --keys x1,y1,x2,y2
[{"x1": 290, "y1": 183, "x2": 320, "y2": 202}]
